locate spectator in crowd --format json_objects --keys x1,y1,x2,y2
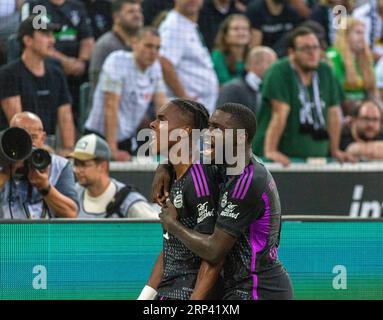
[
  {"x1": 159, "y1": 0, "x2": 219, "y2": 114},
  {"x1": 326, "y1": 18, "x2": 376, "y2": 115},
  {"x1": 70, "y1": 134, "x2": 159, "y2": 218},
  {"x1": 22, "y1": 0, "x2": 95, "y2": 123},
  {"x1": 84, "y1": 27, "x2": 166, "y2": 161},
  {"x1": 310, "y1": 0, "x2": 353, "y2": 47},
  {"x1": 353, "y1": 0, "x2": 383, "y2": 61},
  {"x1": 246, "y1": 0, "x2": 302, "y2": 57},
  {"x1": 253, "y1": 27, "x2": 356, "y2": 165},
  {"x1": 80, "y1": 0, "x2": 113, "y2": 39},
  {"x1": 141, "y1": 0, "x2": 173, "y2": 26},
  {"x1": 340, "y1": 99, "x2": 383, "y2": 159},
  {"x1": 198, "y1": 0, "x2": 241, "y2": 52},
  {"x1": 276, "y1": 19, "x2": 329, "y2": 58},
  {"x1": 0, "y1": 112, "x2": 78, "y2": 219},
  {"x1": 0, "y1": 0, "x2": 23, "y2": 66},
  {"x1": 211, "y1": 14, "x2": 251, "y2": 85},
  {"x1": 89, "y1": 0, "x2": 143, "y2": 108},
  {"x1": 0, "y1": 15, "x2": 75, "y2": 155},
  {"x1": 217, "y1": 46, "x2": 277, "y2": 113}
]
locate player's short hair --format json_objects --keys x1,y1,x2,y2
[
  {"x1": 217, "y1": 103, "x2": 257, "y2": 143},
  {"x1": 112, "y1": 0, "x2": 141, "y2": 14},
  {"x1": 170, "y1": 99, "x2": 209, "y2": 130}
]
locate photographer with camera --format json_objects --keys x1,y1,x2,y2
[
  {"x1": 0, "y1": 112, "x2": 78, "y2": 219},
  {"x1": 70, "y1": 134, "x2": 158, "y2": 219}
]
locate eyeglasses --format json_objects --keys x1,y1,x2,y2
[
  {"x1": 358, "y1": 116, "x2": 381, "y2": 124},
  {"x1": 295, "y1": 45, "x2": 321, "y2": 53}
]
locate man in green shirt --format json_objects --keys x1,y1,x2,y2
[{"x1": 253, "y1": 26, "x2": 356, "y2": 165}]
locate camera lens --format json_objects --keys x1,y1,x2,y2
[
  {"x1": 31, "y1": 149, "x2": 51, "y2": 171},
  {"x1": 1, "y1": 128, "x2": 32, "y2": 162}
]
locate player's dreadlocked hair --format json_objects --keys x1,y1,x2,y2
[
  {"x1": 217, "y1": 103, "x2": 257, "y2": 143},
  {"x1": 170, "y1": 99, "x2": 209, "y2": 130}
]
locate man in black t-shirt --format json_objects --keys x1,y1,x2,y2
[
  {"x1": 137, "y1": 99, "x2": 222, "y2": 300},
  {"x1": 0, "y1": 15, "x2": 75, "y2": 155},
  {"x1": 160, "y1": 103, "x2": 293, "y2": 300},
  {"x1": 246, "y1": 0, "x2": 302, "y2": 57},
  {"x1": 22, "y1": 0, "x2": 95, "y2": 122}
]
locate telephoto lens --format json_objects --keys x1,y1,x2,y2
[
  {"x1": 0, "y1": 127, "x2": 32, "y2": 168},
  {"x1": 29, "y1": 148, "x2": 52, "y2": 171}
]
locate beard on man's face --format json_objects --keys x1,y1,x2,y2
[{"x1": 357, "y1": 128, "x2": 378, "y2": 142}]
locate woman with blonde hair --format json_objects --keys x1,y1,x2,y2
[
  {"x1": 211, "y1": 14, "x2": 251, "y2": 85},
  {"x1": 326, "y1": 17, "x2": 377, "y2": 114}
]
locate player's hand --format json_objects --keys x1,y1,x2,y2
[
  {"x1": 159, "y1": 198, "x2": 178, "y2": 231},
  {"x1": 28, "y1": 166, "x2": 50, "y2": 191},
  {"x1": 151, "y1": 164, "x2": 171, "y2": 206}
]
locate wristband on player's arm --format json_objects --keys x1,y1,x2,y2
[{"x1": 137, "y1": 285, "x2": 158, "y2": 300}]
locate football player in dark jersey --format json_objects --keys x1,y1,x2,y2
[
  {"x1": 138, "y1": 99, "x2": 222, "y2": 300},
  {"x1": 159, "y1": 103, "x2": 293, "y2": 300}
]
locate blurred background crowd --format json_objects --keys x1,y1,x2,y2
[{"x1": 1, "y1": 0, "x2": 383, "y2": 165}]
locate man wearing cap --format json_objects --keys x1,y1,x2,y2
[
  {"x1": 71, "y1": 134, "x2": 159, "y2": 218},
  {"x1": 0, "y1": 14, "x2": 76, "y2": 156},
  {"x1": 0, "y1": 112, "x2": 78, "y2": 219}
]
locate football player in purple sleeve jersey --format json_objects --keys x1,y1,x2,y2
[
  {"x1": 159, "y1": 103, "x2": 293, "y2": 300},
  {"x1": 137, "y1": 99, "x2": 223, "y2": 300}
]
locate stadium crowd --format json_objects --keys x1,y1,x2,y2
[
  {"x1": 0, "y1": 0, "x2": 383, "y2": 220},
  {"x1": 1, "y1": 0, "x2": 383, "y2": 163}
]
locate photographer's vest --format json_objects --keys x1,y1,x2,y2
[
  {"x1": 0, "y1": 155, "x2": 69, "y2": 219},
  {"x1": 76, "y1": 178, "x2": 147, "y2": 219}
]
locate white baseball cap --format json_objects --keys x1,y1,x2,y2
[{"x1": 69, "y1": 134, "x2": 111, "y2": 161}]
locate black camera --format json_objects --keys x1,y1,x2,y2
[{"x1": 26, "y1": 148, "x2": 52, "y2": 171}]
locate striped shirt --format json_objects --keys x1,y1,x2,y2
[
  {"x1": 157, "y1": 162, "x2": 221, "y2": 300},
  {"x1": 159, "y1": 10, "x2": 219, "y2": 114},
  {"x1": 85, "y1": 51, "x2": 165, "y2": 143}
]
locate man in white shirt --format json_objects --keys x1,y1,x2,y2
[
  {"x1": 70, "y1": 134, "x2": 159, "y2": 219},
  {"x1": 159, "y1": 0, "x2": 219, "y2": 115},
  {"x1": 84, "y1": 27, "x2": 167, "y2": 161}
]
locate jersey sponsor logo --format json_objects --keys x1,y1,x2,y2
[
  {"x1": 173, "y1": 192, "x2": 183, "y2": 209},
  {"x1": 220, "y1": 192, "x2": 228, "y2": 208},
  {"x1": 349, "y1": 185, "x2": 383, "y2": 218},
  {"x1": 197, "y1": 202, "x2": 214, "y2": 224},
  {"x1": 220, "y1": 202, "x2": 240, "y2": 219}
]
